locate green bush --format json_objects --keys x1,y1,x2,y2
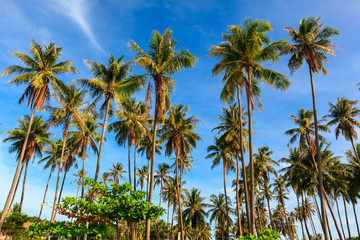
[{"x1": 240, "y1": 229, "x2": 281, "y2": 240}]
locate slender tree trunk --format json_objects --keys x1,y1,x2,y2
[
  {"x1": 352, "y1": 201, "x2": 360, "y2": 239},
  {"x1": 39, "y1": 169, "x2": 53, "y2": 219},
  {"x1": 8, "y1": 162, "x2": 25, "y2": 212},
  {"x1": 132, "y1": 145, "x2": 138, "y2": 240},
  {"x1": 235, "y1": 151, "x2": 243, "y2": 237},
  {"x1": 94, "y1": 98, "x2": 111, "y2": 182},
  {"x1": 223, "y1": 161, "x2": 230, "y2": 240},
  {"x1": 246, "y1": 69, "x2": 255, "y2": 234},
  {"x1": 323, "y1": 188, "x2": 343, "y2": 240},
  {"x1": 146, "y1": 118, "x2": 158, "y2": 240},
  {"x1": 51, "y1": 117, "x2": 71, "y2": 222},
  {"x1": 134, "y1": 145, "x2": 138, "y2": 191},
  {"x1": 309, "y1": 66, "x2": 329, "y2": 240},
  {"x1": 57, "y1": 170, "x2": 68, "y2": 204},
  {"x1": 0, "y1": 106, "x2": 36, "y2": 231},
  {"x1": 350, "y1": 137, "x2": 360, "y2": 165},
  {"x1": 343, "y1": 198, "x2": 351, "y2": 239},
  {"x1": 76, "y1": 181, "x2": 80, "y2": 199},
  {"x1": 296, "y1": 194, "x2": 306, "y2": 240},
  {"x1": 266, "y1": 183, "x2": 275, "y2": 230},
  {"x1": 313, "y1": 195, "x2": 323, "y2": 226},
  {"x1": 128, "y1": 143, "x2": 132, "y2": 185},
  {"x1": 18, "y1": 160, "x2": 29, "y2": 213},
  {"x1": 304, "y1": 218, "x2": 311, "y2": 240},
  {"x1": 326, "y1": 212, "x2": 333, "y2": 240},
  {"x1": 335, "y1": 198, "x2": 346, "y2": 240},
  {"x1": 171, "y1": 203, "x2": 175, "y2": 240},
  {"x1": 176, "y1": 155, "x2": 184, "y2": 240},
  {"x1": 147, "y1": 158, "x2": 150, "y2": 196},
  {"x1": 167, "y1": 201, "x2": 170, "y2": 240},
  {"x1": 310, "y1": 215, "x2": 317, "y2": 236},
  {"x1": 237, "y1": 84, "x2": 250, "y2": 234}
]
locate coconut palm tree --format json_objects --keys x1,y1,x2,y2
[
  {"x1": 46, "y1": 84, "x2": 88, "y2": 222},
  {"x1": 136, "y1": 166, "x2": 148, "y2": 190},
  {"x1": 0, "y1": 40, "x2": 76, "y2": 230},
  {"x1": 162, "y1": 176, "x2": 178, "y2": 239},
  {"x1": 182, "y1": 188, "x2": 208, "y2": 240},
  {"x1": 73, "y1": 169, "x2": 87, "y2": 199},
  {"x1": 37, "y1": 139, "x2": 61, "y2": 219},
  {"x1": 108, "y1": 162, "x2": 126, "y2": 184},
  {"x1": 208, "y1": 193, "x2": 233, "y2": 240},
  {"x1": 254, "y1": 146, "x2": 278, "y2": 230},
  {"x1": 212, "y1": 103, "x2": 250, "y2": 234},
  {"x1": 160, "y1": 104, "x2": 201, "y2": 239},
  {"x1": 206, "y1": 137, "x2": 235, "y2": 239},
  {"x1": 68, "y1": 114, "x2": 101, "y2": 198},
  {"x1": 108, "y1": 99, "x2": 150, "y2": 188},
  {"x1": 129, "y1": 29, "x2": 196, "y2": 240},
  {"x1": 284, "y1": 17, "x2": 339, "y2": 239},
  {"x1": 154, "y1": 163, "x2": 172, "y2": 207},
  {"x1": 100, "y1": 172, "x2": 111, "y2": 186},
  {"x1": 78, "y1": 53, "x2": 141, "y2": 183},
  {"x1": 4, "y1": 115, "x2": 51, "y2": 214},
  {"x1": 209, "y1": 19, "x2": 290, "y2": 233},
  {"x1": 326, "y1": 97, "x2": 360, "y2": 164}
]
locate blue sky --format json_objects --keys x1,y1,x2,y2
[{"x1": 1, "y1": 0, "x2": 360, "y2": 238}]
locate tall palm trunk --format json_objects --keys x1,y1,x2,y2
[
  {"x1": 266, "y1": 182, "x2": 275, "y2": 230},
  {"x1": 57, "y1": 170, "x2": 68, "y2": 204},
  {"x1": 310, "y1": 215, "x2": 317, "y2": 236},
  {"x1": 343, "y1": 198, "x2": 351, "y2": 239},
  {"x1": 147, "y1": 158, "x2": 150, "y2": 196},
  {"x1": 94, "y1": 98, "x2": 111, "y2": 182},
  {"x1": 235, "y1": 152, "x2": 243, "y2": 236},
  {"x1": 128, "y1": 143, "x2": 132, "y2": 185},
  {"x1": 352, "y1": 201, "x2": 360, "y2": 238},
  {"x1": 171, "y1": 202, "x2": 175, "y2": 240},
  {"x1": 223, "y1": 161, "x2": 230, "y2": 239},
  {"x1": 326, "y1": 213, "x2": 333, "y2": 240},
  {"x1": 134, "y1": 145, "x2": 138, "y2": 191},
  {"x1": 304, "y1": 218, "x2": 311, "y2": 240},
  {"x1": 8, "y1": 162, "x2": 25, "y2": 212},
  {"x1": 350, "y1": 137, "x2": 360, "y2": 164},
  {"x1": 81, "y1": 152, "x2": 86, "y2": 199},
  {"x1": 51, "y1": 117, "x2": 71, "y2": 222},
  {"x1": 296, "y1": 195, "x2": 306, "y2": 240},
  {"x1": 336, "y1": 198, "x2": 346, "y2": 240},
  {"x1": 39, "y1": 168, "x2": 53, "y2": 219},
  {"x1": 302, "y1": 194, "x2": 311, "y2": 239},
  {"x1": 309, "y1": 66, "x2": 329, "y2": 240},
  {"x1": 18, "y1": 160, "x2": 30, "y2": 213},
  {"x1": 167, "y1": 201, "x2": 170, "y2": 240},
  {"x1": 176, "y1": 155, "x2": 184, "y2": 240},
  {"x1": 237, "y1": 84, "x2": 250, "y2": 233},
  {"x1": 146, "y1": 118, "x2": 158, "y2": 240},
  {"x1": 246, "y1": 70, "x2": 255, "y2": 234},
  {"x1": 323, "y1": 188, "x2": 343, "y2": 240},
  {"x1": 0, "y1": 106, "x2": 36, "y2": 231},
  {"x1": 75, "y1": 181, "x2": 80, "y2": 199}
]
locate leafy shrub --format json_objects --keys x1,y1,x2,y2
[{"x1": 240, "y1": 229, "x2": 281, "y2": 240}]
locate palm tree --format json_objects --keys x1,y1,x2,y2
[
  {"x1": 68, "y1": 114, "x2": 101, "y2": 198},
  {"x1": 212, "y1": 103, "x2": 249, "y2": 234},
  {"x1": 160, "y1": 104, "x2": 201, "y2": 239},
  {"x1": 46, "y1": 84, "x2": 88, "y2": 222},
  {"x1": 100, "y1": 172, "x2": 111, "y2": 186},
  {"x1": 108, "y1": 98, "x2": 150, "y2": 188},
  {"x1": 162, "y1": 176, "x2": 178, "y2": 239},
  {"x1": 154, "y1": 163, "x2": 172, "y2": 207},
  {"x1": 78, "y1": 53, "x2": 141, "y2": 183},
  {"x1": 206, "y1": 137, "x2": 235, "y2": 239},
  {"x1": 73, "y1": 169, "x2": 87, "y2": 199},
  {"x1": 136, "y1": 166, "x2": 148, "y2": 190},
  {"x1": 208, "y1": 193, "x2": 233, "y2": 239},
  {"x1": 37, "y1": 139, "x2": 62, "y2": 219},
  {"x1": 209, "y1": 20, "x2": 290, "y2": 233},
  {"x1": 0, "y1": 40, "x2": 76, "y2": 230},
  {"x1": 326, "y1": 97, "x2": 360, "y2": 164},
  {"x1": 129, "y1": 29, "x2": 196, "y2": 240},
  {"x1": 254, "y1": 146, "x2": 278, "y2": 230},
  {"x1": 108, "y1": 162, "x2": 126, "y2": 184},
  {"x1": 4, "y1": 115, "x2": 51, "y2": 213},
  {"x1": 182, "y1": 188, "x2": 208, "y2": 240},
  {"x1": 284, "y1": 17, "x2": 339, "y2": 239}
]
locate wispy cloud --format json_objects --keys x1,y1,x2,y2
[{"x1": 45, "y1": 0, "x2": 102, "y2": 51}]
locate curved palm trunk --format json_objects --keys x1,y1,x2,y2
[
  {"x1": 335, "y1": 198, "x2": 346, "y2": 240},
  {"x1": 323, "y1": 188, "x2": 343, "y2": 240},
  {"x1": 235, "y1": 152, "x2": 243, "y2": 237},
  {"x1": 326, "y1": 213, "x2": 333, "y2": 240},
  {"x1": 304, "y1": 218, "x2": 311, "y2": 240},
  {"x1": 8, "y1": 162, "x2": 25, "y2": 212},
  {"x1": 50, "y1": 117, "x2": 71, "y2": 222},
  {"x1": 237, "y1": 84, "x2": 250, "y2": 234},
  {"x1": 94, "y1": 99, "x2": 111, "y2": 182},
  {"x1": 343, "y1": 198, "x2": 351, "y2": 239},
  {"x1": 352, "y1": 201, "x2": 360, "y2": 238},
  {"x1": 223, "y1": 162, "x2": 230, "y2": 240},
  {"x1": 350, "y1": 137, "x2": 360, "y2": 164},
  {"x1": 39, "y1": 168, "x2": 53, "y2": 219},
  {"x1": 246, "y1": 70, "x2": 255, "y2": 234},
  {"x1": 0, "y1": 106, "x2": 36, "y2": 231},
  {"x1": 57, "y1": 170, "x2": 68, "y2": 204},
  {"x1": 18, "y1": 160, "x2": 30, "y2": 213},
  {"x1": 146, "y1": 118, "x2": 158, "y2": 240},
  {"x1": 128, "y1": 143, "x2": 132, "y2": 185},
  {"x1": 309, "y1": 66, "x2": 329, "y2": 240},
  {"x1": 310, "y1": 215, "x2": 317, "y2": 236}
]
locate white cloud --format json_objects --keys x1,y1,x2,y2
[{"x1": 45, "y1": 0, "x2": 102, "y2": 51}]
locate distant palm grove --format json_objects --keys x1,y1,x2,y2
[{"x1": 3, "y1": 16, "x2": 360, "y2": 240}]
